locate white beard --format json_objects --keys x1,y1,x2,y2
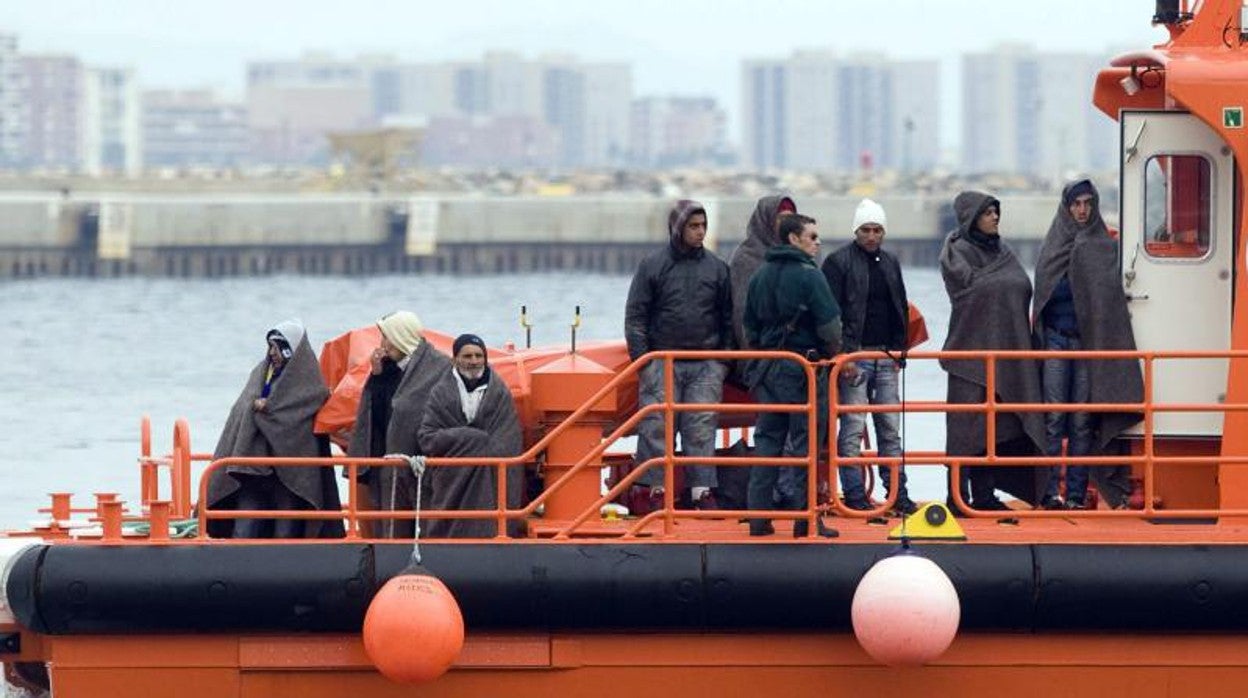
[{"x1": 458, "y1": 365, "x2": 485, "y2": 380}]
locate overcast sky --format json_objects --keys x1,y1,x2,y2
[{"x1": 0, "y1": 0, "x2": 1168, "y2": 149}]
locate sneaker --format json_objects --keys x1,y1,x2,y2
[
  {"x1": 693, "y1": 490, "x2": 718, "y2": 510},
  {"x1": 627, "y1": 486, "x2": 665, "y2": 516},
  {"x1": 1064, "y1": 498, "x2": 1085, "y2": 510},
  {"x1": 1040, "y1": 495, "x2": 1065, "y2": 510},
  {"x1": 650, "y1": 487, "x2": 667, "y2": 511}
]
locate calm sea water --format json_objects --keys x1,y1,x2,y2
[{"x1": 0, "y1": 268, "x2": 954, "y2": 529}]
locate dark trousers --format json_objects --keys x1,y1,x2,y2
[
  {"x1": 946, "y1": 437, "x2": 1038, "y2": 510},
  {"x1": 747, "y1": 362, "x2": 828, "y2": 519},
  {"x1": 232, "y1": 473, "x2": 309, "y2": 539}
]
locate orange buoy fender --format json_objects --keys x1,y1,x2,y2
[
  {"x1": 850, "y1": 552, "x2": 960, "y2": 666},
  {"x1": 362, "y1": 566, "x2": 465, "y2": 683}
]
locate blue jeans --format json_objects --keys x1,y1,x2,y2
[
  {"x1": 1042, "y1": 329, "x2": 1094, "y2": 503},
  {"x1": 837, "y1": 358, "x2": 909, "y2": 506},
  {"x1": 748, "y1": 361, "x2": 828, "y2": 513},
  {"x1": 634, "y1": 359, "x2": 725, "y2": 489}
]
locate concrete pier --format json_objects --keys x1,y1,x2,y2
[{"x1": 0, "y1": 192, "x2": 1057, "y2": 278}]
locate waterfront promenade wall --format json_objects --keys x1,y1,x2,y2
[{"x1": 0, "y1": 192, "x2": 1060, "y2": 278}]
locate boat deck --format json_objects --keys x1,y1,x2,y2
[{"x1": 542, "y1": 509, "x2": 1248, "y2": 545}]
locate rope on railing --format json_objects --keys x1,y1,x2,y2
[{"x1": 385, "y1": 454, "x2": 427, "y2": 565}]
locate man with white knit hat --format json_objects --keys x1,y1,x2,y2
[
  {"x1": 821, "y1": 199, "x2": 917, "y2": 516},
  {"x1": 348, "y1": 310, "x2": 452, "y2": 537}
]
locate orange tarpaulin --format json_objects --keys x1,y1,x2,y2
[
  {"x1": 314, "y1": 326, "x2": 639, "y2": 446},
  {"x1": 314, "y1": 326, "x2": 464, "y2": 443},
  {"x1": 907, "y1": 302, "x2": 929, "y2": 349},
  {"x1": 315, "y1": 305, "x2": 927, "y2": 446}
]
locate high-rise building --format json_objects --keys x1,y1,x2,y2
[
  {"x1": 741, "y1": 59, "x2": 788, "y2": 170},
  {"x1": 244, "y1": 52, "x2": 630, "y2": 168},
  {"x1": 835, "y1": 58, "x2": 894, "y2": 171},
  {"x1": 629, "y1": 96, "x2": 728, "y2": 167},
  {"x1": 742, "y1": 51, "x2": 939, "y2": 172},
  {"x1": 423, "y1": 115, "x2": 559, "y2": 168},
  {"x1": 389, "y1": 63, "x2": 457, "y2": 120},
  {"x1": 21, "y1": 54, "x2": 84, "y2": 170},
  {"x1": 579, "y1": 62, "x2": 630, "y2": 167},
  {"x1": 142, "y1": 89, "x2": 248, "y2": 168},
  {"x1": 541, "y1": 64, "x2": 585, "y2": 167},
  {"x1": 961, "y1": 45, "x2": 1113, "y2": 176},
  {"x1": 246, "y1": 54, "x2": 378, "y2": 164},
  {"x1": 0, "y1": 34, "x2": 24, "y2": 168},
  {"x1": 82, "y1": 67, "x2": 142, "y2": 176},
  {"x1": 890, "y1": 60, "x2": 940, "y2": 172},
  {"x1": 481, "y1": 52, "x2": 544, "y2": 118}
]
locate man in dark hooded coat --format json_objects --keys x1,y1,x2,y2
[
  {"x1": 727, "y1": 195, "x2": 800, "y2": 505},
  {"x1": 420, "y1": 334, "x2": 525, "y2": 538},
  {"x1": 207, "y1": 319, "x2": 341, "y2": 538},
  {"x1": 729, "y1": 194, "x2": 798, "y2": 351},
  {"x1": 940, "y1": 192, "x2": 1046, "y2": 511},
  {"x1": 1032, "y1": 179, "x2": 1143, "y2": 509},
  {"x1": 624, "y1": 199, "x2": 733, "y2": 511},
  {"x1": 348, "y1": 310, "x2": 451, "y2": 538}
]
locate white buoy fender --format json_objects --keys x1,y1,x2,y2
[{"x1": 851, "y1": 552, "x2": 960, "y2": 666}]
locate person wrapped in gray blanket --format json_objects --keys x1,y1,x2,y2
[
  {"x1": 940, "y1": 192, "x2": 1046, "y2": 512},
  {"x1": 206, "y1": 319, "x2": 342, "y2": 538},
  {"x1": 349, "y1": 311, "x2": 451, "y2": 538},
  {"x1": 419, "y1": 333, "x2": 525, "y2": 538},
  {"x1": 1032, "y1": 179, "x2": 1143, "y2": 509}
]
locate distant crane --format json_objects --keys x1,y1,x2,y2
[{"x1": 327, "y1": 127, "x2": 424, "y2": 189}]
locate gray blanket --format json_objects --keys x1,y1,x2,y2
[
  {"x1": 419, "y1": 369, "x2": 524, "y2": 538},
  {"x1": 348, "y1": 339, "x2": 451, "y2": 536},
  {"x1": 729, "y1": 194, "x2": 795, "y2": 350},
  {"x1": 206, "y1": 334, "x2": 339, "y2": 538},
  {"x1": 940, "y1": 191, "x2": 1045, "y2": 458},
  {"x1": 1032, "y1": 180, "x2": 1144, "y2": 449}
]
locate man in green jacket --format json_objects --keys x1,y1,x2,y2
[{"x1": 743, "y1": 214, "x2": 842, "y2": 536}]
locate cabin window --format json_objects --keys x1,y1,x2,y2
[{"x1": 1143, "y1": 154, "x2": 1212, "y2": 259}]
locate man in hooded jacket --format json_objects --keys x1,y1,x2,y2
[
  {"x1": 207, "y1": 319, "x2": 341, "y2": 539},
  {"x1": 420, "y1": 333, "x2": 525, "y2": 538},
  {"x1": 1032, "y1": 179, "x2": 1143, "y2": 509},
  {"x1": 624, "y1": 199, "x2": 733, "y2": 511},
  {"x1": 348, "y1": 310, "x2": 451, "y2": 538},
  {"x1": 728, "y1": 195, "x2": 804, "y2": 505},
  {"x1": 940, "y1": 192, "x2": 1046, "y2": 511},
  {"x1": 730, "y1": 194, "x2": 798, "y2": 351}
]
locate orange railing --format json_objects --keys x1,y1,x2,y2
[
  {"x1": 192, "y1": 350, "x2": 814, "y2": 539},
  {"x1": 122, "y1": 346, "x2": 1248, "y2": 541},
  {"x1": 829, "y1": 348, "x2": 1248, "y2": 520}
]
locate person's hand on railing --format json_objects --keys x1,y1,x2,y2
[{"x1": 842, "y1": 360, "x2": 863, "y2": 386}]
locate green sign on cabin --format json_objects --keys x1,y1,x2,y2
[{"x1": 1226, "y1": 107, "x2": 1244, "y2": 129}]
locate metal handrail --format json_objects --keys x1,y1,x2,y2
[
  {"x1": 191, "y1": 350, "x2": 813, "y2": 538},
  {"x1": 163, "y1": 346, "x2": 1248, "y2": 538}
]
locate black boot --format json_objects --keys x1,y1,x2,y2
[
  {"x1": 793, "y1": 519, "x2": 809, "y2": 538},
  {"x1": 749, "y1": 519, "x2": 775, "y2": 536}
]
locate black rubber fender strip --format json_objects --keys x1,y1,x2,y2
[{"x1": 10, "y1": 542, "x2": 1248, "y2": 634}]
